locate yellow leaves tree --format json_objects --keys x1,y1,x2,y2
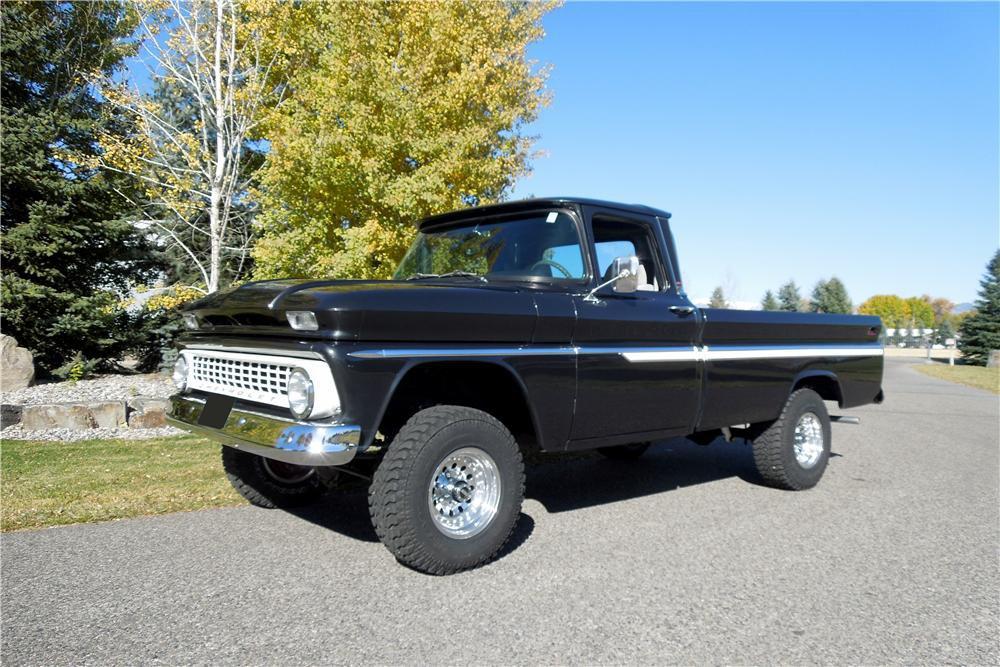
[{"x1": 251, "y1": 0, "x2": 557, "y2": 280}]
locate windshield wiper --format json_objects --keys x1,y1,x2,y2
[{"x1": 406, "y1": 271, "x2": 488, "y2": 283}]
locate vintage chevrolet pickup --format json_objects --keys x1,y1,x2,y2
[{"x1": 167, "y1": 197, "x2": 885, "y2": 574}]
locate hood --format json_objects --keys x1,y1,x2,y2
[{"x1": 184, "y1": 279, "x2": 538, "y2": 343}]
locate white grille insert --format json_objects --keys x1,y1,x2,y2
[
  {"x1": 190, "y1": 355, "x2": 291, "y2": 404},
  {"x1": 180, "y1": 348, "x2": 340, "y2": 418}
]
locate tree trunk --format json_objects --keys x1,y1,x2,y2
[{"x1": 208, "y1": 0, "x2": 226, "y2": 293}]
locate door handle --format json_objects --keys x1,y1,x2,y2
[{"x1": 669, "y1": 305, "x2": 696, "y2": 316}]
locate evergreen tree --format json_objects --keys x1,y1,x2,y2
[
  {"x1": 935, "y1": 317, "x2": 955, "y2": 346},
  {"x1": 958, "y1": 250, "x2": 1000, "y2": 365},
  {"x1": 0, "y1": 1, "x2": 159, "y2": 373},
  {"x1": 778, "y1": 281, "x2": 803, "y2": 312},
  {"x1": 761, "y1": 290, "x2": 779, "y2": 311},
  {"x1": 810, "y1": 277, "x2": 853, "y2": 314},
  {"x1": 709, "y1": 286, "x2": 728, "y2": 308}
]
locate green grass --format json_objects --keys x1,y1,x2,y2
[
  {"x1": 916, "y1": 363, "x2": 1000, "y2": 394},
  {"x1": 1, "y1": 435, "x2": 243, "y2": 532}
]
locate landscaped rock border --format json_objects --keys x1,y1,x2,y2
[
  {"x1": 1, "y1": 373, "x2": 181, "y2": 441},
  {"x1": 5, "y1": 397, "x2": 170, "y2": 430}
]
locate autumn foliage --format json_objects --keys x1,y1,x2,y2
[{"x1": 250, "y1": 0, "x2": 556, "y2": 280}]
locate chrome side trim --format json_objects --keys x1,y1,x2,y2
[
  {"x1": 348, "y1": 343, "x2": 884, "y2": 362},
  {"x1": 614, "y1": 347, "x2": 700, "y2": 362},
  {"x1": 167, "y1": 394, "x2": 360, "y2": 466},
  {"x1": 700, "y1": 345, "x2": 885, "y2": 362},
  {"x1": 348, "y1": 346, "x2": 579, "y2": 359}
]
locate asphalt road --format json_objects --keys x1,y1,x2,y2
[{"x1": 3, "y1": 358, "x2": 997, "y2": 665}]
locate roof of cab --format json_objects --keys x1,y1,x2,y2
[{"x1": 418, "y1": 197, "x2": 672, "y2": 230}]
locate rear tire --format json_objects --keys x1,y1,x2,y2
[
  {"x1": 597, "y1": 442, "x2": 651, "y2": 460},
  {"x1": 221, "y1": 446, "x2": 326, "y2": 508},
  {"x1": 369, "y1": 405, "x2": 525, "y2": 575},
  {"x1": 751, "y1": 388, "x2": 831, "y2": 490}
]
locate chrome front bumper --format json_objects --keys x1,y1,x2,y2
[{"x1": 166, "y1": 394, "x2": 361, "y2": 466}]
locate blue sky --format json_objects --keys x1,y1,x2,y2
[{"x1": 510, "y1": 1, "x2": 999, "y2": 305}]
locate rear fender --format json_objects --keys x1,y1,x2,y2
[{"x1": 790, "y1": 370, "x2": 844, "y2": 407}]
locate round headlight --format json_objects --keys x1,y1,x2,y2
[
  {"x1": 287, "y1": 369, "x2": 314, "y2": 419},
  {"x1": 172, "y1": 355, "x2": 188, "y2": 390}
]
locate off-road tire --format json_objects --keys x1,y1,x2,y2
[
  {"x1": 221, "y1": 446, "x2": 326, "y2": 508},
  {"x1": 597, "y1": 442, "x2": 651, "y2": 460},
  {"x1": 368, "y1": 406, "x2": 525, "y2": 575},
  {"x1": 751, "y1": 388, "x2": 831, "y2": 490}
]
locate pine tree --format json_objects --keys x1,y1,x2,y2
[
  {"x1": 778, "y1": 281, "x2": 803, "y2": 312},
  {"x1": 709, "y1": 286, "x2": 728, "y2": 308},
  {"x1": 0, "y1": 1, "x2": 159, "y2": 373},
  {"x1": 958, "y1": 250, "x2": 1000, "y2": 365},
  {"x1": 810, "y1": 277, "x2": 853, "y2": 314},
  {"x1": 761, "y1": 290, "x2": 779, "y2": 311},
  {"x1": 935, "y1": 317, "x2": 955, "y2": 346}
]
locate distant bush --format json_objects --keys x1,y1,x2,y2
[{"x1": 128, "y1": 285, "x2": 203, "y2": 373}]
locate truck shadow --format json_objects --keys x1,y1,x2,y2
[
  {"x1": 285, "y1": 492, "x2": 535, "y2": 562},
  {"x1": 286, "y1": 437, "x2": 841, "y2": 544},
  {"x1": 526, "y1": 436, "x2": 763, "y2": 513}
]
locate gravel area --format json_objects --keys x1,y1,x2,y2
[
  {"x1": 1, "y1": 373, "x2": 174, "y2": 406},
  {"x1": 0, "y1": 425, "x2": 182, "y2": 442}
]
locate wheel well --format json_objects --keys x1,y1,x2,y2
[
  {"x1": 375, "y1": 361, "x2": 540, "y2": 452},
  {"x1": 793, "y1": 374, "x2": 844, "y2": 407}
]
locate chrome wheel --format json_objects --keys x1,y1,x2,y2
[
  {"x1": 262, "y1": 458, "x2": 315, "y2": 484},
  {"x1": 793, "y1": 412, "x2": 825, "y2": 468},
  {"x1": 427, "y1": 447, "x2": 501, "y2": 539}
]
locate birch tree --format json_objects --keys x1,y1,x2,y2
[{"x1": 94, "y1": 0, "x2": 276, "y2": 292}]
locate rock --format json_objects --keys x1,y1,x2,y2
[
  {"x1": 127, "y1": 397, "x2": 170, "y2": 429},
  {"x1": 988, "y1": 350, "x2": 1000, "y2": 369},
  {"x1": 0, "y1": 335, "x2": 34, "y2": 392},
  {"x1": 1, "y1": 403, "x2": 22, "y2": 428},
  {"x1": 21, "y1": 401, "x2": 127, "y2": 430}
]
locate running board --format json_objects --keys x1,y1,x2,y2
[{"x1": 830, "y1": 415, "x2": 861, "y2": 425}]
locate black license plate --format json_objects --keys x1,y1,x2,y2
[{"x1": 198, "y1": 395, "x2": 235, "y2": 429}]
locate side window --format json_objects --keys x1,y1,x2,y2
[{"x1": 591, "y1": 216, "x2": 666, "y2": 291}]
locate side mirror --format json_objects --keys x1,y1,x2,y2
[
  {"x1": 611, "y1": 256, "x2": 640, "y2": 294},
  {"x1": 584, "y1": 255, "x2": 640, "y2": 303}
]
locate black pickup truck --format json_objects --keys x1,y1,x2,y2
[{"x1": 168, "y1": 197, "x2": 884, "y2": 574}]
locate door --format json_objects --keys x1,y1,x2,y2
[{"x1": 569, "y1": 207, "x2": 701, "y2": 445}]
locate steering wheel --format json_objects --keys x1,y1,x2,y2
[{"x1": 529, "y1": 258, "x2": 573, "y2": 278}]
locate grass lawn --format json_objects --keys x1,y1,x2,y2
[
  {"x1": 1, "y1": 435, "x2": 243, "y2": 532},
  {"x1": 915, "y1": 363, "x2": 999, "y2": 394}
]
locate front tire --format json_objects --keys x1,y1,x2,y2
[
  {"x1": 221, "y1": 446, "x2": 326, "y2": 508},
  {"x1": 368, "y1": 406, "x2": 525, "y2": 575},
  {"x1": 751, "y1": 388, "x2": 831, "y2": 490}
]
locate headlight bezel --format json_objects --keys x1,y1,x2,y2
[
  {"x1": 286, "y1": 368, "x2": 315, "y2": 419},
  {"x1": 172, "y1": 355, "x2": 189, "y2": 391}
]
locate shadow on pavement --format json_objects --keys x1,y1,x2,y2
[
  {"x1": 285, "y1": 436, "x2": 828, "y2": 543},
  {"x1": 287, "y1": 490, "x2": 379, "y2": 542},
  {"x1": 526, "y1": 436, "x2": 763, "y2": 513}
]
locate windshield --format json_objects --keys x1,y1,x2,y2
[{"x1": 393, "y1": 210, "x2": 588, "y2": 282}]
